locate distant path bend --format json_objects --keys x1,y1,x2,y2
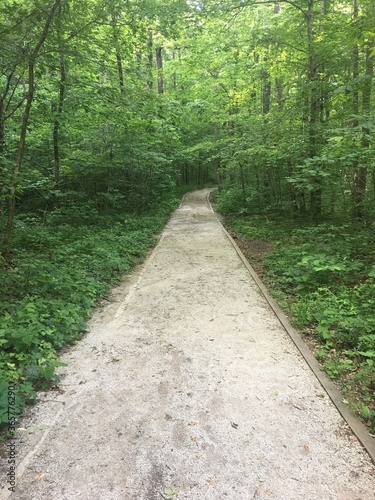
[{"x1": 7, "y1": 189, "x2": 375, "y2": 499}]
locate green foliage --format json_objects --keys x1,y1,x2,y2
[{"x1": 262, "y1": 224, "x2": 375, "y2": 351}]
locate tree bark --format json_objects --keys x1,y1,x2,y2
[
  {"x1": 147, "y1": 29, "x2": 153, "y2": 90},
  {"x1": 351, "y1": 0, "x2": 361, "y2": 217},
  {"x1": 239, "y1": 162, "x2": 247, "y2": 207},
  {"x1": 275, "y1": 78, "x2": 284, "y2": 108},
  {"x1": 354, "y1": 42, "x2": 374, "y2": 218},
  {"x1": 156, "y1": 47, "x2": 164, "y2": 94},
  {"x1": 0, "y1": 99, "x2": 5, "y2": 217},
  {"x1": 53, "y1": 4, "x2": 67, "y2": 198},
  {"x1": 306, "y1": 0, "x2": 322, "y2": 219},
  {"x1": 111, "y1": 17, "x2": 124, "y2": 93},
  {"x1": 262, "y1": 63, "x2": 271, "y2": 114},
  {"x1": 53, "y1": 51, "x2": 66, "y2": 195}
]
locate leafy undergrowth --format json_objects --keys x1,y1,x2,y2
[
  {"x1": 0, "y1": 199, "x2": 179, "y2": 426},
  {"x1": 222, "y1": 213, "x2": 375, "y2": 433}
]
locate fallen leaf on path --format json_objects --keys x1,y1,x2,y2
[
  {"x1": 163, "y1": 486, "x2": 179, "y2": 498},
  {"x1": 231, "y1": 421, "x2": 238, "y2": 429},
  {"x1": 188, "y1": 421, "x2": 197, "y2": 426}
]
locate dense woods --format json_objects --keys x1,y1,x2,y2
[{"x1": 0, "y1": 1, "x2": 374, "y2": 429}]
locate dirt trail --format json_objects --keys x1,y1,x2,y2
[{"x1": 2, "y1": 189, "x2": 375, "y2": 499}]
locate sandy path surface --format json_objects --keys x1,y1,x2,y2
[{"x1": 2, "y1": 189, "x2": 375, "y2": 499}]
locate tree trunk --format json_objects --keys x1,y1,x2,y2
[
  {"x1": 0, "y1": 99, "x2": 5, "y2": 217},
  {"x1": 239, "y1": 162, "x2": 247, "y2": 207},
  {"x1": 214, "y1": 122, "x2": 221, "y2": 189},
  {"x1": 53, "y1": 4, "x2": 66, "y2": 198},
  {"x1": 3, "y1": 0, "x2": 62, "y2": 249},
  {"x1": 351, "y1": 0, "x2": 361, "y2": 217},
  {"x1": 354, "y1": 41, "x2": 374, "y2": 218},
  {"x1": 53, "y1": 51, "x2": 66, "y2": 196},
  {"x1": 147, "y1": 29, "x2": 153, "y2": 90},
  {"x1": 172, "y1": 51, "x2": 177, "y2": 91},
  {"x1": 112, "y1": 17, "x2": 124, "y2": 93},
  {"x1": 156, "y1": 47, "x2": 164, "y2": 94},
  {"x1": 275, "y1": 78, "x2": 284, "y2": 108},
  {"x1": 307, "y1": 0, "x2": 322, "y2": 219},
  {"x1": 116, "y1": 51, "x2": 124, "y2": 93},
  {"x1": 262, "y1": 55, "x2": 271, "y2": 115}
]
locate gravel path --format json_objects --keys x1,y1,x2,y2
[{"x1": 2, "y1": 189, "x2": 375, "y2": 499}]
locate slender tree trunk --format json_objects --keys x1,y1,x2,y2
[
  {"x1": 307, "y1": 0, "x2": 322, "y2": 219},
  {"x1": 275, "y1": 78, "x2": 284, "y2": 108},
  {"x1": 111, "y1": 17, "x2": 124, "y2": 93},
  {"x1": 0, "y1": 101, "x2": 4, "y2": 154},
  {"x1": 239, "y1": 163, "x2": 247, "y2": 207},
  {"x1": 53, "y1": 52, "x2": 66, "y2": 196},
  {"x1": 307, "y1": 0, "x2": 317, "y2": 153},
  {"x1": 351, "y1": 0, "x2": 361, "y2": 217},
  {"x1": 0, "y1": 100, "x2": 5, "y2": 217},
  {"x1": 214, "y1": 122, "x2": 222, "y2": 189},
  {"x1": 116, "y1": 52, "x2": 124, "y2": 93},
  {"x1": 288, "y1": 162, "x2": 298, "y2": 214},
  {"x1": 262, "y1": 69, "x2": 271, "y2": 114},
  {"x1": 156, "y1": 47, "x2": 164, "y2": 94},
  {"x1": 147, "y1": 29, "x2": 153, "y2": 90},
  {"x1": 53, "y1": 5, "x2": 66, "y2": 198},
  {"x1": 172, "y1": 51, "x2": 177, "y2": 91},
  {"x1": 3, "y1": 0, "x2": 62, "y2": 249},
  {"x1": 354, "y1": 41, "x2": 374, "y2": 218},
  {"x1": 261, "y1": 54, "x2": 271, "y2": 115}
]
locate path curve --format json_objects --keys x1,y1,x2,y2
[{"x1": 3, "y1": 189, "x2": 375, "y2": 499}]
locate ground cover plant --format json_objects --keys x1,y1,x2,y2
[{"x1": 219, "y1": 210, "x2": 375, "y2": 432}]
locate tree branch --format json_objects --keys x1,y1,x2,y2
[
  {"x1": 226, "y1": 0, "x2": 307, "y2": 17},
  {"x1": 4, "y1": 95, "x2": 28, "y2": 122}
]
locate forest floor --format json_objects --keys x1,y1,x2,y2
[{"x1": 2, "y1": 189, "x2": 375, "y2": 500}]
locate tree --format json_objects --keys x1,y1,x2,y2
[{"x1": 2, "y1": 0, "x2": 63, "y2": 249}]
